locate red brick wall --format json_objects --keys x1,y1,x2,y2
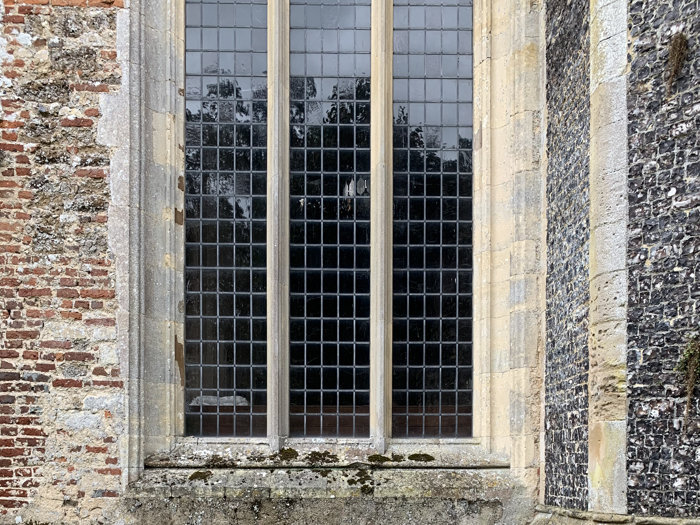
[{"x1": 0, "y1": 0, "x2": 124, "y2": 519}]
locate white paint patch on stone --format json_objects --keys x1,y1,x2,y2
[
  {"x1": 16, "y1": 32, "x2": 32, "y2": 46},
  {"x1": 57, "y1": 412, "x2": 102, "y2": 432},
  {"x1": 83, "y1": 394, "x2": 124, "y2": 414},
  {"x1": 42, "y1": 320, "x2": 115, "y2": 342}
]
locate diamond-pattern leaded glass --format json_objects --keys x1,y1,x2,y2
[
  {"x1": 184, "y1": 0, "x2": 267, "y2": 437},
  {"x1": 392, "y1": 0, "x2": 473, "y2": 437},
  {"x1": 288, "y1": 0, "x2": 371, "y2": 437}
]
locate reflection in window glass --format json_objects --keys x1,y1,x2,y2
[
  {"x1": 289, "y1": 0, "x2": 371, "y2": 437},
  {"x1": 184, "y1": 0, "x2": 268, "y2": 437},
  {"x1": 392, "y1": 0, "x2": 473, "y2": 437}
]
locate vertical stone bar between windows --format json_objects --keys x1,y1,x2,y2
[
  {"x1": 267, "y1": 0, "x2": 291, "y2": 449},
  {"x1": 370, "y1": 0, "x2": 393, "y2": 450}
]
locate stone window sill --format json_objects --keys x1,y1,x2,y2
[
  {"x1": 144, "y1": 438, "x2": 507, "y2": 470},
  {"x1": 129, "y1": 466, "x2": 516, "y2": 501}
]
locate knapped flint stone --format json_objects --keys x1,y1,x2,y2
[{"x1": 627, "y1": 0, "x2": 700, "y2": 516}]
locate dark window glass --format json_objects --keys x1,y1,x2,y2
[
  {"x1": 289, "y1": 0, "x2": 371, "y2": 438},
  {"x1": 184, "y1": 0, "x2": 267, "y2": 437},
  {"x1": 392, "y1": 0, "x2": 473, "y2": 437}
]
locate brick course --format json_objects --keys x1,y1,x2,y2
[{"x1": 0, "y1": 0, "x2": 123, "y2": 520}]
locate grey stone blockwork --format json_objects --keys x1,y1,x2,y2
[
  {"x1": 544, "y1": 0, "x2": 591, "y2": 510},
  {"x1": 627, "y1": 0, "x2": 700, "y2": 516},
  {"x1": 122, "y1": 468, "x2": 534, "y2": 525}
]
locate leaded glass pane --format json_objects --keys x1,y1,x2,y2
[
  {"x1": 184, "y1": 0, "x2": 268, "y2": 437},
  {"x1": 392, "y1": 0, "x2": 473, "y2": 437},
  {"x1": 289, "y1": 0, "x2": 371, "y2": 437}
]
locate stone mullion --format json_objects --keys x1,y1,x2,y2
[
  {"x1": 267, "y1": 0, "x2": 291, "y2": 450},
  {"x1": 369, "y1": 0, "x2": 393, "y2": 451}
]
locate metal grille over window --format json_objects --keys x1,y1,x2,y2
[
  {"x1": 184, "y1": 0, "x2": 268, "y2": 437},
  {"x1": 392, "y1": 0, "x2": 473, "y2": 437},
  {"x1": 288, "y1": 0, "x2": 371, "y2": 437}
]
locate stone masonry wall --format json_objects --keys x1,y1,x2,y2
[
  {"x1": 627, "y1": 0, "x2": 700, "y2": 516},
  {"x1": 0, "y1": 0, "x2": 125, "y2": 521},
  {"x1": 544, "y1": 0, "x2": 590, "y2": 510}
]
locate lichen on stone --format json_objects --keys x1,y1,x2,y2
[
  {"x1": 367, "y1": 454, "x2": 405, "y2": 464},
  {"x1": 188, "y1": 470, "x2": 213, "y2": 481},
  {"x1": 304, "y1": 451, "x2": 339, "y2": 465},
  {"x1": 274, "y1": 448, "x2": 299, "y2": 461},
  {"x1": 666, "y1": 32, "x2": 689, "y2": 94},
  {"x1": 677, "y1": 334, "x2": 700, "y2": 434},
  {"x1": 407, "y1": 453, "x2": 435, "y2": 462},
  {"x1": 367, "y1": 454, "x2": 391, "y2": 464},
  {"x1": 345, "y1": 468, "x2": 374, "y2": 496},
  {"x1": 205, "y1": 455, "x2": 235, "y2": 468}
]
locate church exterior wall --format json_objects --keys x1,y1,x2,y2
[{"x1": 0, "y1": 0, "x2": 697, "y2": 522}]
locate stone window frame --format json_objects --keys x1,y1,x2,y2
[{"x1": 113, "y1": 0, "x2": 548, "y2": 481}]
